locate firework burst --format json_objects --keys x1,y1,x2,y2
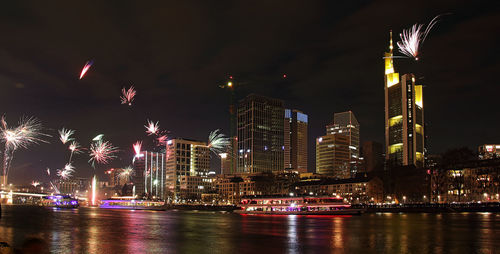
[
  {"x1": 68, "y1": 141, "x2": 83, "y2": 163},
  {"x1": 120, "y1": 86, "x2": 137, "y2": 106},
  {"x1": 58, "y1": 128, "x2": 75, "y2": 144},
  {"x1": 397, "y1": 15, "x2": 442, "y2": 60},
  {"x1": 89, "y1": 139, "x2": 119, "y2": 166},
  {"x1": 145, "y1": 120, "x2": 160, "y2": 136},
  {"x1": 57, "y1": 163, "x2": 75, "y2": 180},
  {"x1": 79, "y1": 60, "x2": 93, "y2": 79},
  {"x1": 1, "y1": 116, "x2": 50, "y2": 185},
  {"x1": 157, "y1": 135, "x2": 168, "y2": 146},
  {"x1": 133, "y1": 141, "x2": 142, "y2": 156},
  {"x1": 69, "y1": 141, "x2": 82, "y2": 154},
  {"x1": 31, "y1": 181, "x2": 40, "y2": 187},
  {"x1": 207, "y1": 129, "x2": 230, "y2": 155},
  {"x1": 119, "y1": 167, "x2": 133, "y2": 181}
]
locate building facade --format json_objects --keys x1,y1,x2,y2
[
  {"x1": 165, "y1": 138, "x2": 210, "y2": 200},
  {"x1": 361, "y1": 141, "x2": 384, "y2": 172},
  {"x1": 284, "y1": 109, "x2": 308, "y2": 173},
  {"x1": 316, "y1": 134, "x2": 350, "y2": 178},
  {"x1": 326, "y1": 111, "x2": 360, "y2": 176},
  {"x1": 237, "y1": 94, "x2": 284, "y2": 173},
  {"x1": 479, "y1": 144, "x2": 500, "y2": 159},
  {"x1": 294, "y1": 176, "x2": 384, "y2": 204},
  {"x1": 384, "y1": 31, "x2": 425, "y2": 168}
]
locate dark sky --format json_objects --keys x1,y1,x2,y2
[{"x1": 0, "y1": 0, "x2": 498, "y2": 184}]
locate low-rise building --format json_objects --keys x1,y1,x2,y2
[{"x1": 293, "y1": 176, "x2": 384, "y2": 203}]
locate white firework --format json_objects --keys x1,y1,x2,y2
[
  {"x1": 58, "y1": 128, "x2": 75, "y2": 144},
  {"x1": 207, "y1": 129, "x2": 230, "y2": 155},
  {"x1": 397, "y1": 15, "x2": 442, "y2": 60}
]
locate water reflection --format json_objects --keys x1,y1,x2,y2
[{"x1": 1, "y1": 207, "x2": 500, "y2": 253}]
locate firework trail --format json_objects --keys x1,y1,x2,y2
[
  {"x1": 46, "y1": 168, "x2": 51, "y2": 176},
  {"x1": 120, "y1": 86, "x2": 137, "y2": 106},
  {"x1": 145, "y1": 120, "x2": 160, "y2": 136},
  {"x1": 397, "y1": 15, "x2": 442, "y2": 60},
  {"x1": 31, "y1": 181, "x2": 40, "y2": 187},
  {"x1": 119, "y1": 166, "x2": 133, "y2": 181},
  {"x1": 58, "y1": 128, "x2": 75, "y2": 144},
  {"x1": 79, "y1": 60, "x2": 93, "y2": 79},
  {"x1": 68, "y1": 141, "x2": 82, "y2": 163},
  {"x1": 207, "y1": 129, "x2": 230, "y2": 155},
  {"x1": 89, "y1": 139, "x2": 119, "y2": 167},
  {"x1": 1, "y1": 116, "x2": 50, "y2": 186}
]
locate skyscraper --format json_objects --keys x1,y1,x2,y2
[
  {"x1": 284, "y1": 109, "x2": 308, "y2": 173},
  {"x1": 237, "y1": 94, "x2": 284, "y2": 173},
  {"x1": 316, "y1": 134, "x2": 350, "y2": 178},
  {"x1": 384, "y1": 31, "x2": 425, "y2": 168},
  {"x1": 326, "y1": 111, "x2": 360, "y2": 176}
]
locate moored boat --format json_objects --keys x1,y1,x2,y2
[{"x1": 235, "y1": 196, "x2": 363, "y2": 215}]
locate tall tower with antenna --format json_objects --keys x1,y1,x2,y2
[{"x1": 384, "y1": 31, "x2": 425, "y2": 168}]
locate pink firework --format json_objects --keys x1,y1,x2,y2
[
  {"x1": 145, "y1": 120, "x2": 160, "y2": 136},
  {"x1": 157, "y1": 135, "x2": 168, "y2": 145},
  {"x1": 89, "y1": 140, "x2": 119, "y2": 166},
  {"x1": 79, "y1": 60, "x2": 93, "y2": 79},
  {"x1": 120, "y1": 86, "x2": 137, "y2": 106},
  {"x1": 133, "y1": 141, "x2": 142, "y2": 156}
]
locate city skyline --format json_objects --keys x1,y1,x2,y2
[{"x1": 0, "y1": 1, "x2": 498, "y2": 184}]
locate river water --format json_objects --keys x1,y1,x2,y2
[{"x1": 0, "y1": 206, "x2": 499, "y2": 253}]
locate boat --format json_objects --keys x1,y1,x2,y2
[
  {"x1": 99, "y1": 198, "x2": 166, "y2": 210},
  {"x1": 235, "y1": 196, "x2": 363, "y2": 215},
  {"x1": 41, "y1": 195, "x2": 79, "y2": 208}
]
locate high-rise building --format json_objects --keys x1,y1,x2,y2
[
  {"x1": 284, "y1": 109, "x2": 308, "y2": 173},
  {"x1": 316, "y1": 134, "x2": 350, "y2": 178},
  {"x1": 384, "y1": 31, "x2": 425, "y2": 168},
  {"x1": 326, "y1": 111, "x2": 360, "y2": 176},
  {"x1": 237, "y1": 94, "x2": 284, "y2": 173},
  {"x1": 361, "y1": 141, "x2": 384, "y2": 172},
  {"x1": 132, "y1": 151, "x2": 166, "y2": 199},
  {"x1": 165, "y1": 138, "x2": 210, "y2": 200}
]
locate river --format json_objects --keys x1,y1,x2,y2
[{"x1": 0, "y1": 206, "x2": 499, "y2": 253}]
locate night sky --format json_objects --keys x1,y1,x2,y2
[{"x1": 0, "y1": 1, "x2": 498, "y2": 184}]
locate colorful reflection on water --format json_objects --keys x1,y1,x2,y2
[{"x1": 0, "y1": 206, "x2": 500, "y2": 253}]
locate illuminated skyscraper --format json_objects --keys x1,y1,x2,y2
[
  {"x1": 326, "y1": 111, "x2": 360, "y2": 176},
  {"x1": 284, "y1": 109, "x2": 308, "y2": 173},
  {"x1": 384, "y1": 31, "x2": 425, "y2": 168},
  {"x1": 237, "y1": 94, "x2": 284, "y2": 173},
  {"x1": 315, "y1": 134, "x2": 350, "y2": 178}
]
